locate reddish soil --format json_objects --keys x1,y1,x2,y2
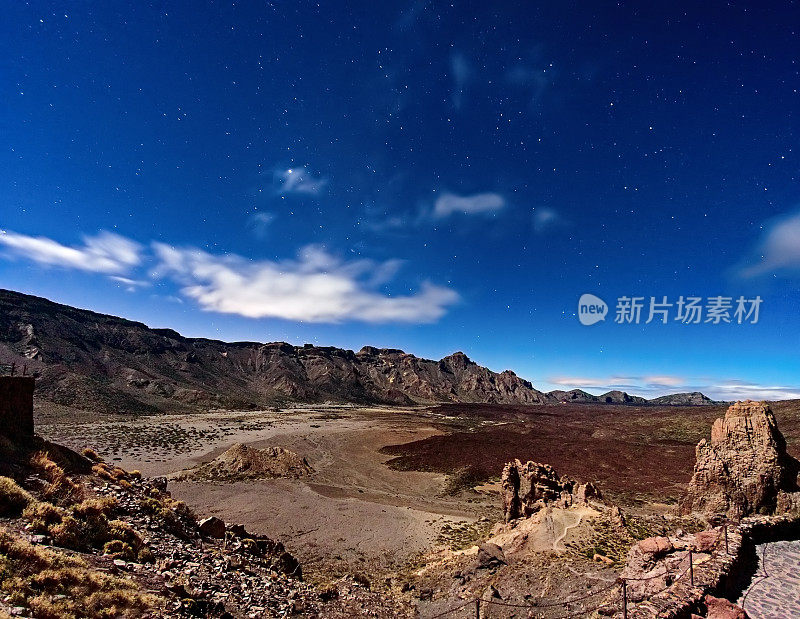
[{"x1": 381, "y1": 402, "x2": 800, "y2": 506}]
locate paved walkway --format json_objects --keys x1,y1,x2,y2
[{"x1": 738, "y1": 539, "x2": 800, "y2": 618}]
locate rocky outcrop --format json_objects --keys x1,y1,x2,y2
[
  {"x1": 501, "y1": 459, "x2": 600, "y2": 521},
  {"x1": 681, "y1": 401, "x2": 800, "y2": 520},
  {"x1": 177, "y1": 443, "x2": 313, "y2": 481}
]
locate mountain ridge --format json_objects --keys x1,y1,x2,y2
[{"x1": 0, "y1": 289, "x2": 717, "y2": 412}]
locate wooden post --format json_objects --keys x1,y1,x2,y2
[
  {"x1": 475, "y1": 598, "x2": 480, "y2": 618},
  {"x1": 689, "y1": 549, "x2": 694, "y2": 586},
  {"x1": 724, "y1": 524, "x2": 729, "y2": 554},
  {"x1": 22, "y1": 364, "x2": 27, "y2": 376},
  {"x1": 9, "y1": 362, "x2": 15, "y2": 377},
  {"x1": 622, "y1": 579, "x2": 628, "y2": 619}
]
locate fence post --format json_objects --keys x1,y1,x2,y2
[
  {"x1": 621, "y1": 579, "x2": 628, "y2": 619},
  {"x1": 689, "y1": 549, "x2": 694, "y2": 586},
  {"x1": 22, "y1": 364, "x2": 27, "y2": 376},
  {"x1": 724, "y1": 524, "x2": 729, "y2": 554},
  {"x1": 475, "y1": 598, "x2": 480, "y2": 618},
  {"x1": 10, "y1": 362, "x2": 16, "y2": 376}
]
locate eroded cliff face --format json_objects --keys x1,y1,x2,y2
[
  {"x1": 0, "y1": 289, "x2": 550, "y2": 412},
  {"x1": 681, "y1": 400, "x2": 800, "y2": 519}
]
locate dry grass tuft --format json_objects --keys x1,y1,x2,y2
[
  {"x1": 30, "y1": 452, "x2": 85, "y2": 506},
  {"x1": 81, "y1": 448, "x2": 103, "y2": 462},
  {"x1": 0, "y1": 527, "x2": 161, "y2": 618}
]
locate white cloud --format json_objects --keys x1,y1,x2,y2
[
  {"x1": 738, "y1": 210, "x2": 800, "y2": 278},
  {"x1": 433, "y1": 192, "x2": 505, "y2": 219},
  {"x1": 152, "y1": 243, "x2": 458, "y2": 323},
  {"x1": 276, "y1": 167, "x2": 328, "y2": 195},
  {"x1": 0, "y1": 229, "x2": 141, "y2": 274}
]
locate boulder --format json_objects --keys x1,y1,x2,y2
[
  {"x1": 198, "y1": 516, "x2": 226, "y2": 539},
  {"x1": 694, "y1": 529, "x2": 720, "y2": 552},
  {"x1": 476, "y1": 542, "x2": 506, "y2": 568},
  {"x1": 705, "y1": 595, "x2": 748, "y2": 619},
  {"x1": 637, "y1": 536, "x2": 673, "y2": 557},
  {"x1": 681, "y1": 401, "x2": 800, "y2": 519}
]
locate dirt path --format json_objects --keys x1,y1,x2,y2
[{"x1": 554, "y1": 511, "x2": 584, "y2": 551}]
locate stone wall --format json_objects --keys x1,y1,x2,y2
[
  {"x1": 0, "y1": 376, "x2": 35, "y2": 441},
  {"x1": 616, "y1": 514, "x2": 800, "y2": 618}
]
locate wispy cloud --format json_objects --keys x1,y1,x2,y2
[
  {"x1": 449, "y1": 51, "x2": 472, "y2": 110},
  {"x1": 109, "y1": 276, "x2": 150, "y2": 292},
  {"x1": 532, "y1": 207, "x2": 561, "y2": 233},
  {"x1": 547, "y1": 374, "x2": 800, "y2": 401},
  {"x1": 0, "y1": 229, "x2": 141, "y2": 274},
  {"x1": 152, "y1": 243, "x2": 458, "y2": 323},
  {"x1": 247, "y1": 212, "x2": 276, "y2": 238},
  {"x1": 433, "y1": 192, "x2": 506, "y2": 219},
  {"x1": 737, "y1": 210, "x2": 800, "y2": 278},
  {"x1": 506, "y1": 63, "x2": 552, "y2": 103},
  {"x1": 276, "y1": 167, "x2": 328, "y2": 196}
]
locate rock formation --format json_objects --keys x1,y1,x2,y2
[
  {"x1": 681, "y1": 400, "x2": 800, "y2": 519},
  {"x1": 177, "y1": 443, "x2": 313, "y2": 481},
  {"x1": 501, "y1": 459, "x2": 600, "y2": 521}
]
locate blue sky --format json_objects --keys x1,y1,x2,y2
[{"x1": 1, "y1": 2, "x2": 799, "y2": 400}]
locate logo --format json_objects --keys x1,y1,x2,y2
[{"x1": 578, "y1": 294, "x2": 608, "y2": 326}]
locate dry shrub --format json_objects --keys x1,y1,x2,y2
[
  {"x1": 49, "y1": 515, "x2": 84, "y2": 549},
  {"x1": 102, "y1": 540, "x2": 136, "y2": 561},
  {"x1": 91, "y1": 463, "x2": 114, "y2": 481},
  {"x1": 0, "y1": 476, "x2": 32, "y2": 516},
  {"x1": 107, "y1": 520, "x2": 141, "y2": 550},
  {"x1": 128, "y1": 470, "x2": 142, "y2": 480},
  {"x1": 31, "y1": 452, "x2": 84, "y2": 506},
  {"x1": 81, "y1": 448, "x2": 103, "y2": 462},
  {"x1": 22, "y1": 501, "x2": 66, "y2": 533}
]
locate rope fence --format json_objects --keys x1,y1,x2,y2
[
  {"x1": 427, "y1": 523, "x2": 733, "y2": 618},
  {"x1": 0, "y1": 362, "x2": 31, "y2": 376}
]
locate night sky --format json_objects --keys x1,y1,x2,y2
[{"x1": 1, "y1": 2, "x2": 799, "y2": 399}]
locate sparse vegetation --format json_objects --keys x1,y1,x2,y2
[{"x1": 0, "y1": 527, "x2": 160, "y2": 618}]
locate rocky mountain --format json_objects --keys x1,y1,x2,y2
[
  {"x1": 546, "y1": 389, "x2": 597, "y2": 403},
  {"x1": 0, "y1": 289, "x2": 717, "y2": 413},
  {"x1": 0, "y1": 289, "x2": 551, "y2": 412},
  {"x1": 649, "y1": 392, "x2": 716, "y2": 406},
  {"x1": 545, "y1": 389, "x2": 648, "y2": 405}
]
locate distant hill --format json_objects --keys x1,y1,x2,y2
[
  {"x1": 649, "y1": 392, "x2": 717, "y2": 406},
  {"x1": 0, "y1": 289, "x2": 718, "y2": 413}
]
